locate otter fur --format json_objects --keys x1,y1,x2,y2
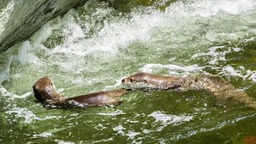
[
  {"x1": 33, "y1": 76, "x2": 128, "y2": 108},
  {"x1": 122, "y1": 72, "x2": 256, "y2": 109}
]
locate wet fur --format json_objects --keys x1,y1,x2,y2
[
  {"x1": 33, "y1": 76, "x2": 128, "y2": 109},
  {"x1": 122, "y1": 72, "x2": 256, "y2": 109}
]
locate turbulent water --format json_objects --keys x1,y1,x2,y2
[{"x1": 1, "y1": 0, "x2": 256, "y2": 143}]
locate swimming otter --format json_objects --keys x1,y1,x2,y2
[
  {"x1": 122, "y1": 72, "x2": 182, "y2": 90},
  {"x1": 122, "y1": 72, "x2": 256, "y2": 109},
  {"x1": 33, "y1": 76, "x2": 128, "y2": 108},
  {"x1": 33, "y1": 76, "x2": 64, "y2": 102}
]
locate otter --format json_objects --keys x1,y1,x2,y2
[
  {"x1": 122, "y1": 72, "x2": 182, "y2": 90},
  {"x1": 33, "y1": 76, "x2": 64, "y2": 102},
  {"x1": 122, "y1": 72, "x2": 256, "y2": 109},
  {"x1": 33, "y1": 76, "x2": 128, "y2": 108}
]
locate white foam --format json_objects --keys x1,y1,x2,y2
[
  {"x1": 244, "y1": 37, "x2": 256, "y2": 43},
  {"x1": 97, "y1": 109, "x2": 125, "y2": 116},
  {"x1": 50, "y1": 14, "x2": 155, "y2": 57},
  {"x1": 16, "y1": 41, "x2": 42, "y2": 65},
  {"x1": 192, "y1": 46, "x2": 242, "y2": 65},
  {"x1": 5, "y1": 107, "x2": 40, "y2": 123},
  {"x1": 220, "y1": 65, "x2": 256, "y2": 82},
  {"x1": 91, "y1": 137, "x2": 114, "y2": 144},
  {"x1": 29, "y1": 2, "x2": 163, "y2": 61},
  {"x1": 126, "y1": 131, "x2": 141, "y2": 140},
  {"x1": 0, "y1": 86, "x2": 32, "y2": 99},
  {"x1": 54, "y1": 140, "x2": 75, "y2": 144},
  {"x1": 95, "y1": 123, "x2": 107, "y2": 131},
  {"x1": 149, "y1": 111, "x2": 193, "y2": 123},
  {"x1": 148, "y1": 111, "x2": 193, "y2": 131},
  {"x1": 141, "y1": 63, "x2": 202, "y2": 76},
  {"x1": 33, "y1": 132, "x2": 53, "y2": 138},
  {"x1": 113, "y1": 125, "x2": 126, "y2": 135},
  {"x1": 249, "y1": 73, "x2": 256, "y2": 82},
  {"x1": 43, "y1": 115, "x2": 63, "y2": 120},
  {"x1": 191, "y1": 45, "x2": 256, "y2": 82},
  {"x1": 31, "y1": 18, "x2": 62, "y2": 46},
  {"x1": 166, "y1": 0, "x2": 256, "y2": 17}
]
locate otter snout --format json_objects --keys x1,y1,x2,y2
[
  {"x1": 121, "y1": 77, "x2": 134, "y2": 84},
  {"x1": 33, "y1": 76, "x2": 64, "y2": 103}
]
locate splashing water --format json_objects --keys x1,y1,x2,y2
[{"x1": 1, "y1": 0, "x2": 256, "y2": 143}]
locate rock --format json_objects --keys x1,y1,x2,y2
[{"x1": 0, "y1": 0, "x2": 87, "y2": 52}]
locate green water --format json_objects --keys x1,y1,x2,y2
[{"x1": 1, "y1": 0, "x2": 256, "y2": 143}]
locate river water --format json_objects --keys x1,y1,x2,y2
[{"x1": 0, "y1": 0, "x2": 256, "y2": 143}]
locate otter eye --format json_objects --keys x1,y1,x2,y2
[
  {"x1": 129, "y1": 78, "x2": 133, "y2": 82},
  {"x1": 121, "y1": 79, "x2": 125, "y2": 83}
]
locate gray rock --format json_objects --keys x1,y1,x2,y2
[{"x1": 0, "y1": 0, "x2": 87, "y2": 52}]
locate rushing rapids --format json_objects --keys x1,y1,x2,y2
[{"x1": 1, "y1": 0, "x2": 256, "y2": 143}]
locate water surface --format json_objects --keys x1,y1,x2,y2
[{"x1": 0, "y1": 0, "x2": 256, "y2": 143}]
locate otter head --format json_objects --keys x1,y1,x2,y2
[
  {"x1": 122, "y1": 73, "x2": 148, "y2": 84},
  {"x1": 33, "y1": 76, "x2": 64, "y2": 103}
]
